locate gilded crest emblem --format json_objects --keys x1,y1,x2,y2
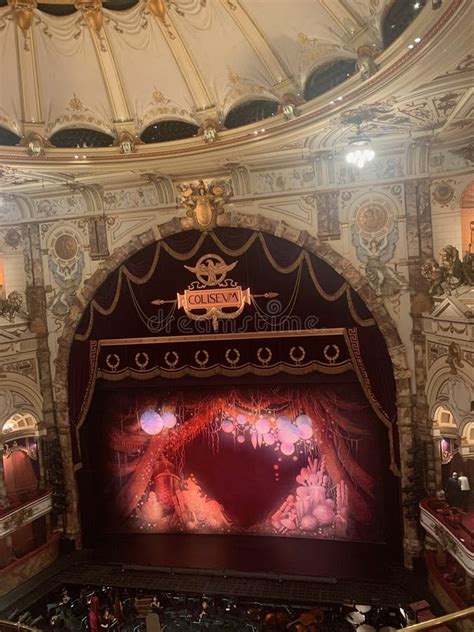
[{"x1": 178, "y1": 179, "x2": 233, "y2": 230}]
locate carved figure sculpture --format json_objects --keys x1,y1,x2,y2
[
  {"x1": 0, "y1": 291, "x2": 23, "y2": 322},
  {"x1": 422, "y1": 245, "x2": 474, "y2": 295}
]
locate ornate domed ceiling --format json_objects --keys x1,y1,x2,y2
[
  {"x1": 0, "y1": 0, "x2": 472, "y2": 190},
  {"x1": 0, "y1": 0, "x2": 424, "y2": 143}
]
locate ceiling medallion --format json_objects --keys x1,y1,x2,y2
[
  {"x1": 355, "y1": 204, "x2": 389, "y2": 234},
  {"x1": 178, "y1": 179, "x2": 233, "y2": 230},
  {"x1": 432, "y1": 181, "x2": 454, "y2": 206}
]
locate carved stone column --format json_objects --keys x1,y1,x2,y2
[
  {"x1": 314, "y1": 190, "x2": 340, "y2": 240},
  {"x1": 404, "y1": 179, "x2": 434, "y2": 496},
  {"x1": 22, "y1": 224, "x2": 69, "y2": 534}
]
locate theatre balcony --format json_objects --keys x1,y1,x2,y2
[
  {"x1": 419, "y1": 497, "x2": 474, "y2": 628},
  {"x1": 0, "y1": 490, "x2": 59, "y2": 597}
]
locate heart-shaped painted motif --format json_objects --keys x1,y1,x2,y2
[{"x1": 184, "y1": 431, "x2": 307, "y2": 529}]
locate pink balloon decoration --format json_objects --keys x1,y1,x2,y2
[
  {"x1": 278, "y1": 423, "x2": 300, "y2": 444},
  {"x1": 276, "y1": 416, "x2": 291, "y2": 429},
  {"x1": 280, "y1": 442, "x2": 295, "y2": 456},
  {"x1": 298, "y1": 424, "x2": 313, "y2": 440},
  {"x1": 296, "y1": 414, "x2": 312, "y2": 428},
  {"x1": 162, "y1": 411, "x2": 177, "y2": 428},
  {"x1": 237, "y1": 434, "x2": 245, "y2": 444},
  {"x1": 140, "y1": 409, "x2": 163, "y2": 435},
  {"x1": 221, "y1": 419, "x2": 234, "y2": 433},
  {"x1": 255, "y1": 417, "x2": 270, "y2": 434},
  {"x1": 236, "y1": 413, "x2": 247, "y2": 426},
  {"x1": 264, "y1": 433, "x2": 275, "y2": 445}
]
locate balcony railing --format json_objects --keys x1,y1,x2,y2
[
  {"x1": 0, "y1": 490, "x2": 52, "y2": 538},
  {"x1": 420, "y1": 497, "x2": 474, "y2": 577},
  {"x1": 0, "y1": 488, "x2": 50, "y2": 518},
  {"x1": 402, "y1": 605, "x2": 474, "y2": 630},
  {"x1": 0, "y1": 623, "x2": 41, "y2": 632}
]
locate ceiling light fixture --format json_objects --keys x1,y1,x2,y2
[{"x1": 345, "y1": 128, "x2": 375, "y2": 169}]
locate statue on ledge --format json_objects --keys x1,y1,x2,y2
[
  {"x1": 422, "y1": 245, "x2": 474, "y2": 296},
  {"x1": 0, "y1": 290, "x2": 24, "y2": 322}
]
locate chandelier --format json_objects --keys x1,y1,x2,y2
[{"x1": 345, "y1": 128, "x2": 375, "y2": 168}]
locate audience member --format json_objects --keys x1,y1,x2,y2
[
  {"x1": 446, "y1": 471, "x2": 461, "y2": 507},
  {"x1": 458, "y1": 471, "x2": 471, "y2": 512}
]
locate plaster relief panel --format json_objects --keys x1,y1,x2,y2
[
  {"x1": 34, "y1": 194, "x2": 87, "y2": 218},
  {"x1": 43, "y1": 227, "x2": 87, "y2": 331},
  {"x1": 103, "y1": 186, "x2": 159, "y2": 212},
  {"x1": 347, "y1": 191, "x2": 407, "y2": 312},
  {"x1": 254, "y1": 165, "x2": 316, "y2": 194}
]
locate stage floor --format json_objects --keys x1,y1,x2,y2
[{"x1": 95, "y1": 533, "x2": 398, "y2": 581}]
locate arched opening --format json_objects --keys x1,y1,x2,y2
[
  {"x1": 303, "y1": 59, "x2": 357, "y2": 101},
  {"x1": 1, "y1": 412, "x2": 40, "y2": 506},
  {"x1": 382, "y1": 0, "x2": 425, "y2": 49},
  {"x1": 49, "y1": 128, "x2": 115, "y2": 148},
  {"x1": 224, "y1": 99, "x2": 279, "y2": 129},
  {"x1": 140, "y1": 120, "x2": 199, "y2": 144},
  {"x1": 433, "y1": 404, "x2": 474, "y2": 493},
  {"x1": 67, "y1": 227, "x2": 402, "y2": 579},
  {"x1": 0, "y1": 127, "x2": 20, "y2": 147},
  {"x1": 461, "y1": 421, "x2": 474, "y2": 458}
]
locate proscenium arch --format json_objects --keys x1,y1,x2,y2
[{"x1": 53, "y1": 214, "x2": 417, "y2": 560}]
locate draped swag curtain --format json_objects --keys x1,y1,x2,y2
[{"x1": 69, "y1": 228, "x2": 398, "y2": 469}]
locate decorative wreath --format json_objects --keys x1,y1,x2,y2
[
  {"x1": 194, "y1": 349, "x2": 210, "y2": 368},
  {"x1": 135, "y1": 352, "x2": 149, "y2": 371},
  {"x1": 225, "y1": 348, "x2": 241, "y2": 367},
  {"x1": 257, "y1": 347, "x2": 272, "y2": 366},
  {"x1": 164, "y1": 351, "x2": 179, "y2": 369},
  {"x1": 106, "y1": 353, "x2": 120, "y2": 371},
  {"x1": 323, "y1": 344, "x2": 340, "y2": 364},
  {"x1": 289, "y1": 346, "x2": 306, "y2": 365}
]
